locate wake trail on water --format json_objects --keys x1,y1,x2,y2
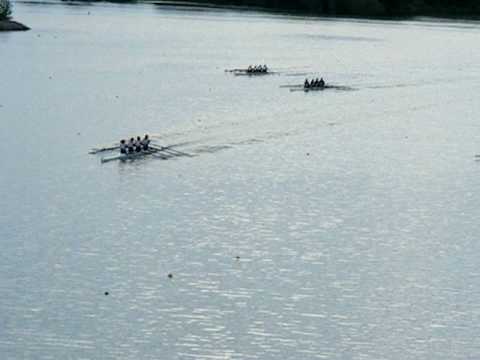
[{"x1": 152, "y1": 107, "x2": 344, "y2": 159}]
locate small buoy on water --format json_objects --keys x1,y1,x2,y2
[
  {"x1": 306, "y1": 152, "x2": 310, "y2": 156},
  {"x1": 104, "y1": 291, "x2": 109, "y2": 296},
  {"x1": 235, "y1": 256, "x2": 240, "y2": 260},
  {"x1": 168, "y1": 273, "x2": 173, "y2": 279}
]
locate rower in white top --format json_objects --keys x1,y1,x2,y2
[
  {"x1": 135, "y1": 136, "x2": 142, "y2": 152},
  {"x1": 127, "y1": 138, "x2": 135, "y2": 153},
  {"x1": 120, "y1": 139, "x2": 128, "y2": 154},
  {"x1": 118, "y1": 134, "x2": 152, "y2": 155},
  {"x1": 141, "y1": 134, "x2": 150, "y2": 150}
]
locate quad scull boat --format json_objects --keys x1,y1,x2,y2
[
  {"x1": 101, "y1": 148, "x2": 160, "y2": 163},
  {"x1": 285, "y1": 84, "x2": 355, "y2": 92}
]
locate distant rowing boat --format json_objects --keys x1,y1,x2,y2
[
  {"x1": 286, "y1": 84, "x2": 355, "y2": 92},
  {"x1": 233, "y1": 71, "x2": 276, "y2": 76},
  {"x1": 228, "y1": 69, "x2": 276, "y2": 76},
  {"x1": 98, "y1": 144, "x2": 194, "y2": 163},
  {"x1": 101, "y1": 148, "x2": 160, "y2": 163},
  {"x1": 225, "y1": 66, "x2": 276, "y2": 76}
]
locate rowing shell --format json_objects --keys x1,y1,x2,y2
[
  {"x1": 233, "y1": 71, "x2": 275, "y2": 76},
  {"x1": 289, "y1": 84, "x2": 355, "y2": 92},
  {"x1": 101, "y1": 148, "x2": 159, "y2": 163}
]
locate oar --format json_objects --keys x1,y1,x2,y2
[
  {"x1": 150, "y1": 144, "x2": 188, "y2": 156},
  {"x1": 149, "y1": 144, "x2": 194, "y2": 157},
  {"x1": 89, "y1": 145, "x2": 119, "y2": 154},
  {"x1": 290, "y1": 88, "x2": 308, "y2": 92},
  {"x1": 162, "y1": 147, "x2": 194, "y2": 157},
  {"x1": 280, "y1": 84, "x2": 303, "y2": 88},
  {"x1": 152, "y1": 152, "x2": 171, "y2": 160},
  {"x1": 225, "y1": 68, "x2": 249, "y2": 73}
]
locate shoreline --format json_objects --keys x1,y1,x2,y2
[
  {"x1": 151, "y1": 0, "x2": 480, "y2": 19},
  {"x1": 0, "y1": 20, "x2": 30, "y2": 31}
]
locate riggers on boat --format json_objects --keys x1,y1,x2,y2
[{"x1": 101, "y1": 148, "x2": 159, "y2": 163}]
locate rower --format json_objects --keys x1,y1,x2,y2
[
  {"x1": 263, "y1": 64, "x2": 268, "y2": 72},
  {"x1": 319, "y1": 78, "x2": 325, "y2": 87},
  {"x1": 247, "y1": 65, "x2": 253, "y2": 73},
  {"x1": 120, "y1": 139, "x2": 127, "y2": 154},
  {"x1": 135, "y1": 136, "x2": 142, "y2": 152},
  {"x1": 141, "y1": 134, "x2": 150, "y2": 151},
  {"x1": 314, "y1": 78, "x2": 320, "y2": 87},
  {"x1": 128, "y1": 138, "x2": 135, "y2": 153},
  {"x1": 304, "y1": 78, "x2": 310, "y2": 88}
]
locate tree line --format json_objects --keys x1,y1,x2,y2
[
  {"x1": 168, "y1": 0, "x2": 480, "y2": 16},
  {"x1": 0, "y1": 0, "x2": 12, "y2": 20}
]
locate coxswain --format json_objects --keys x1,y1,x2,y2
[
  {"x1": 304, "y1": 78, "x2": 310, "y2": 88},
  {"x1": 247, "y1": 65, "x2": 253, "y2": 73},
  {"x1": 141, "y1": 134, "x2": 150, "y2": 151},
  {"x1": 135, "y1": 136, "x2": 142, "y2": 152},
  {"x1": 120, "y1": 139, "x2": 127, "y2": 154},
  {"x1": 263, "y1": 64, "x2": 268, "y2": 72},
  {"x1": 128, "y1": 138, "x2": 135, "y2": 153}
]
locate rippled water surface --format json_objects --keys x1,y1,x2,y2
[{"x1": 2, "y1": 2, "x2": 480, "y2": 359}]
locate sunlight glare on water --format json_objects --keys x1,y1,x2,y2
[{"x1": 1, "y1": 1, "x2": 480, "y2": 359}]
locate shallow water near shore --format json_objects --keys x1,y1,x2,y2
[{"x1": 1, "y1": 1, "x2": 480, "y2": 359}]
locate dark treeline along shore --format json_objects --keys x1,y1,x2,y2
[{"x1": 155, "y1": 0, "x2": 480, "y2": 17}]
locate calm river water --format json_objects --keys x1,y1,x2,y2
[{"x1": 1, "y1": 1, "x2": 480, "y2": 359}]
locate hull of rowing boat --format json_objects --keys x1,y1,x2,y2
[
  {"x1": 304, "y1": 86, "x2": 326, "y2": 92},
  {"x1": 101, "y1": 149, "x2": 157, "y2": 163},
  {"x1": 233, "y1": 71, "x2": 272, "y2": 76}
]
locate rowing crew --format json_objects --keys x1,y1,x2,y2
[
  {"x1": 120, "y1": 135, "x2": 151, "y2": 154},
  {"x1": 247, "y1": 64, "x2": 268, "y2": 73},
  {"x1": 304, "y1": 78, "x2": 325, "y2": 89}
]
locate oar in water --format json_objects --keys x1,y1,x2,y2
[
  {"x1": 89, "y1": 145, "x2": 119, "y2": 154},
  {"x1": 279, "y1": 84, "x2": 303, "y2": 88},
  {"x1": 225, "y1": 68, "x2": 248, "y2": 73},
  {"x1": 149, "y1": 144, "x2": 194, "y2": 157},
  {"x1": 162, "y1": 147, "x2": 194, "y2": 157},
  {"x1": 152, "y1": 152, "x2": 171, "y2": 160}
]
